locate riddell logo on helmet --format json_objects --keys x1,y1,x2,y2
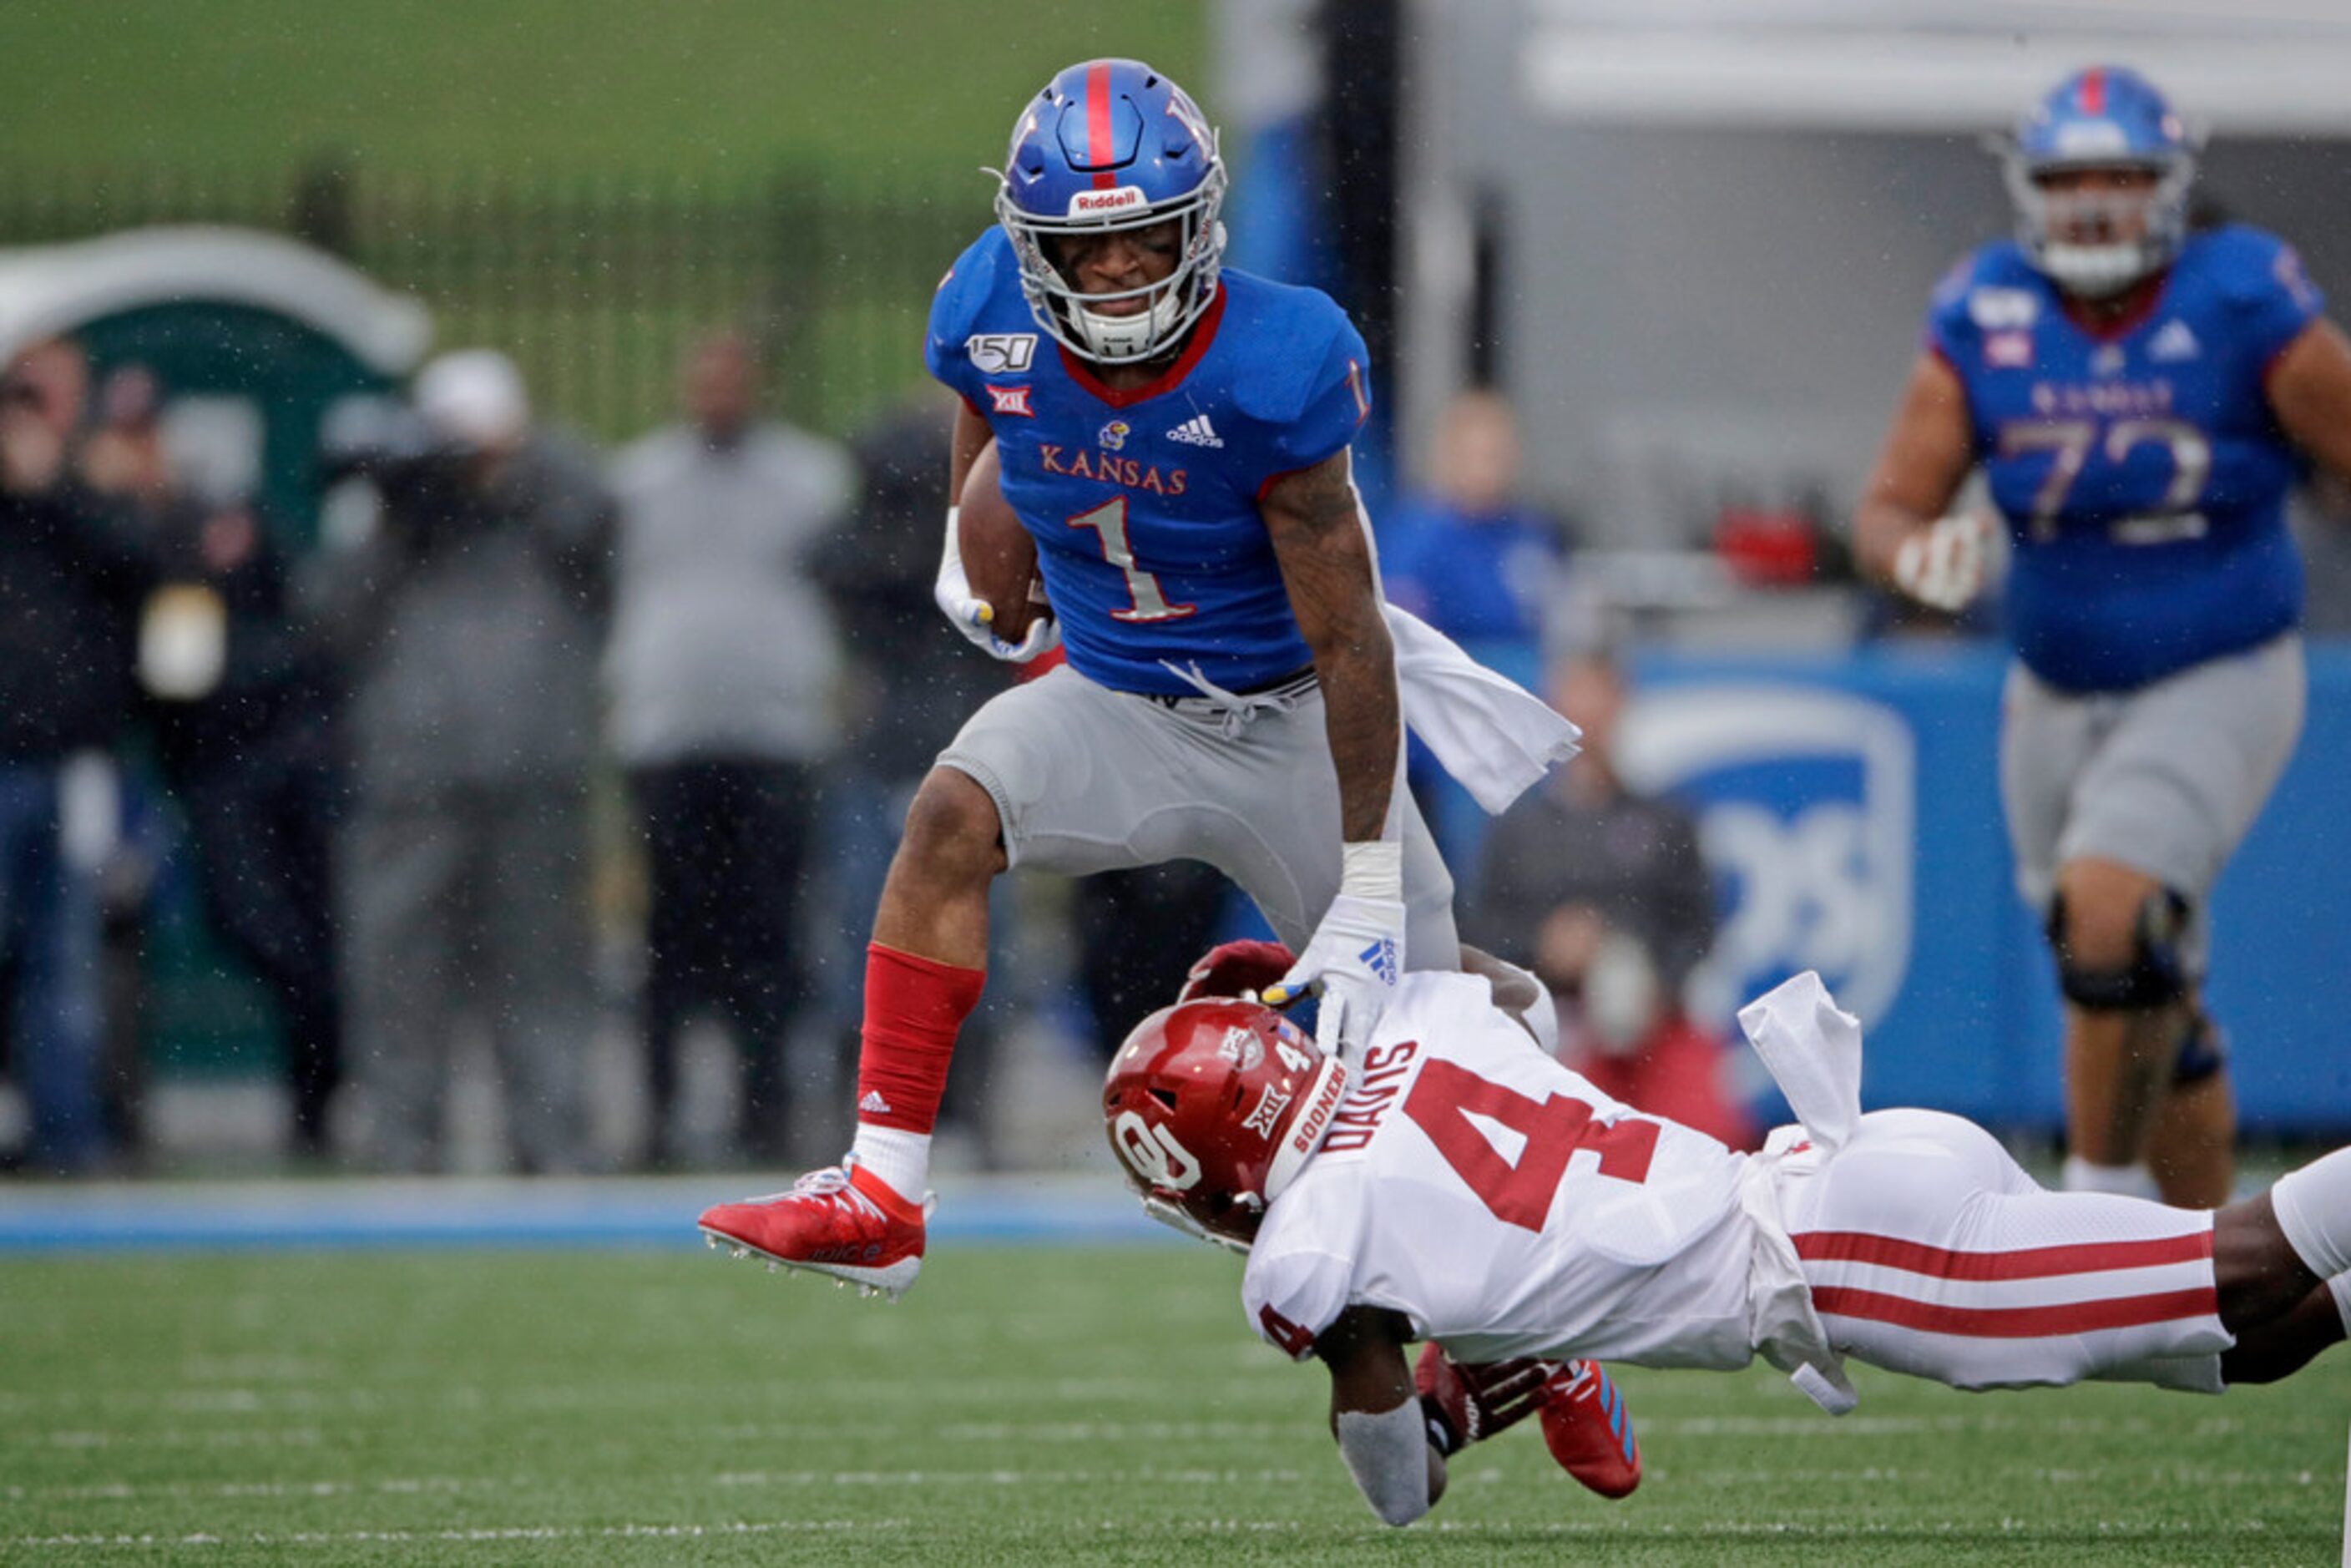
[{"x1": 1067, "y1": 186, "x2": 1147, "y2": 218}]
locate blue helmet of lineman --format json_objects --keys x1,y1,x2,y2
[
  {"x1": 2001, "y1": 65, "x2": 2197, "y2": 300},
  {"x1": 993, "y1": 58, "x2": 1228, "y2": 365}
]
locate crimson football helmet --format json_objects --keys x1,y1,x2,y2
[{"x1": 1103, "y1": 997, "x2": 1347, "y2": 1249}]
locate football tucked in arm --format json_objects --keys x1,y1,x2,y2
[{"x1": 958, "y1": 440, "x2": 1048, "y2": 644}]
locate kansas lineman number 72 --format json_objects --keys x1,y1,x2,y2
[{"x1": 1403, "y1": 1060, "x2": 1660, "y2": 1232}]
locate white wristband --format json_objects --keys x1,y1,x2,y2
[{"x1": 1341, "y1": 840, "x2": 1403, "y2": 902}]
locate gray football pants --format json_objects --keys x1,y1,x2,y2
[{"x1": 938, "y1": 665, "x2": 1459, "y2": 966}]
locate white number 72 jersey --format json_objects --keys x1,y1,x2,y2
[{"x1": 1243, "y1": 974, "x2": 1758, "y2": 1370}]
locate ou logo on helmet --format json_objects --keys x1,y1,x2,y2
[
  {"x1": 1111, "y1": 1111, "x2": 1202, "y2": 1191},
  {"x1": 1615, "y1": 683, "x2": 1916, "y2": 1029}
]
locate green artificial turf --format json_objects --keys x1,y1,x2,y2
[{"x1": 6, "y1": 1246, "x2": 2346, "y2": 1564}]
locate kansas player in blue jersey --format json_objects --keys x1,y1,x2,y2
[
  {"x1": 1857, "y1": 67, "x2": 2351, "y2": 1207},
  {"x1": 700, "y1": 60, "x2": 1582, "y2": 1321}
]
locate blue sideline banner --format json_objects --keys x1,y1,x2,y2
[{"x1": 1623, "y1": 641, "x2": 2351, "y2": 1136}]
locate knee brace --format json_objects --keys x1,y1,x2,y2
[{"x1": 2045, "y1": 887, "x2": 2191, "y2": 1011}]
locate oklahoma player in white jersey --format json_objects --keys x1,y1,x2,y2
[{"x1": 1105, "y1": 947, "x2": 2351, "y2": 1526}]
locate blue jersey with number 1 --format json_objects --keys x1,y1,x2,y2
[
  {"x1": 1927, "y1": 225, "x2": 2321, "y2": 692},
  {"x1": 925, "y1": 227, "x2": 1373, "y2": 697}
]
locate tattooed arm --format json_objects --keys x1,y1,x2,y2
[{"x1": 1261, "y1": 447, "x2": 1398, "y2": 843}]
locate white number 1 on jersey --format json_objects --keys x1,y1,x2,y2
[{"x1": 1068, "y1": 497, "x2": 1196, "y2": 623}]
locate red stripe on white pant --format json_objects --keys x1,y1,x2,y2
[
  {"x1": 1792, "y1": 1227, "x2": 2212, "y2": 1281},
  {"x1": 1809, "y1": 1284, "x2": 2215, "y2": 1338}
]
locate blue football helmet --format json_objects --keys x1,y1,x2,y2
[
  {"x1": 2001, "y1": 65, "x2": 2197, "y2": 299},
  {"x1": 993, "y1": 58, "x2": 1227, "y2": 365}
]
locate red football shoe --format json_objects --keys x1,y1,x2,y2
[
  {"x1": 1539, "y1": 1360, "x2": 1641, "y2": 1499},
  {"x1": 697, "y1": 1159, "x2": 929, "y2": 1301}
]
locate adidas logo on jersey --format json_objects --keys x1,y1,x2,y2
[
  {"x1": 1166, "y1": 414, "x2": 1223, "y2": 448},
  {"x1": 2148, "y1": 320, "x2": 2202, "y2": 362}
]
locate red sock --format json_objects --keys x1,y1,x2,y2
[{"x1": 855, "y1": 943, "x2": 985, "y2": 1135}]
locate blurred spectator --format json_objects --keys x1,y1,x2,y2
[
  {"x1": 310, "y1": 349, "x2": 614, "y2": 1173},
  {"x1": 811, "y1": 395, "x2": 1009, "y2": 1164},
  {"x1": 1384, "y1": 389, "x2": 1570, "y2": 652},
  {"x1": 0, "y1": 340, "x2": 154, "y2": 1174},
  {"x1": 1460, "y1": 650, "x2": 1754, "y2": 1151},
  {"x1": 79, "y1": 365, "x2": 174, "y2": 513},
  {"x1": 87, "y1": 362, "x2": 350, "y2": 1160},
  {"x1": 607, "y1": 332, "x2": 852, "y2": 1168},
  {"x1": 1382, "y1": 387, "x2": 1573, "y2": 878},
  {"x1": 8, "y1": 338, "x2": 90, "y2": 451}
]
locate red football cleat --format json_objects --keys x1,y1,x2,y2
[
  {"x1": 1540, "y1": 1360, "x2": 1641, "y2": 1499},
  {"x1": 697, "y1": 1159, "x2": 929, "y2": 1301}
]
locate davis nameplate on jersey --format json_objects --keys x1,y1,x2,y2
[
  {"x1": 1616, "y1": 684, "x2": 1916, "y2": 1029},
  {"x1": 966, "y1": 333, "x2": 1037, "y2": 374}
]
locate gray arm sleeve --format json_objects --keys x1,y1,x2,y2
[{"x1": 1334, "y1": 1399, "x2": 1433, "y2": 1526}]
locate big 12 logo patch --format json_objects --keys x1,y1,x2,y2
[{"x1": 1615, "y1": 683, "x2": 1916, "y2": 1029}]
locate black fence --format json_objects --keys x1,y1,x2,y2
[{"x1": 0, "y1": 158, "x2": 993, "y2": 442}]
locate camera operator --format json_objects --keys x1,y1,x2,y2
[
  {"x1": 310, "y1": 349, "x2": 615, "y2": 1173},
  {"x1": 0, "y1": 343, "x2": 156, "y2": 1174},
  {"x1": 97, "y1": 361, "x2": 351, "y2": 1163}
]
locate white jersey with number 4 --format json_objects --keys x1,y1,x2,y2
[{"x1": 1243, "y1": 973, "x2": 1758, "y2": 1369}]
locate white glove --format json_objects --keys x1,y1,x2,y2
[
  {"x1": 936, "y1": 505, "x2": 1061, "y2": 663},
  {"x1": 1890, "y1": 512, "x2": 1994, "y2": 613},
  {"x1": 1264, "y1": 844, "x2": 1406, "y2": 1060}
]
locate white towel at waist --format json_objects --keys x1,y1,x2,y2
[
  {"x1": 1732, "y1": 970, "x2": 1870, "y2": 1416},
  {"x1": 1383, "y1": 604, "x2": 1580, "y2": 814},
  {"x1": 1737, "y1": 969, "x2": 1863, "y2": 1153}
]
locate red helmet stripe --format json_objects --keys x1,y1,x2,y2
[
  {"x1": 2080, "y1": 67, "x2": 2106, "y2": 115},
  {"x1": 1085, "y1": 60, "x2": 1117, "y2": 189}
]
